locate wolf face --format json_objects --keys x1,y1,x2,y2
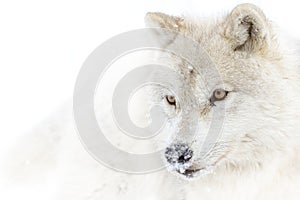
[{"x1": 145, "y1": 4, "x2": 299, "y2": 179}]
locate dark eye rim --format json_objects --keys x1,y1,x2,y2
[
  {"x1": 210, "y1": 89, "x2": 229, "y2": 104},
  {"x1": 166, "y1": 95, "x2": 176, "y2": 106}
]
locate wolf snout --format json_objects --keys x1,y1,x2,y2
[{"x1": 165, "y1": 143, "x2": 193, "y2": 165}]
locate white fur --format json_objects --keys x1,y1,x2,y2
[{"x1": 2, "y1": 4, "x2": 300, "y2": 200}]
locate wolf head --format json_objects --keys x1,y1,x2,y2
[{"x1": 145, "y1": 4, "x2": 299, "y2": 179}]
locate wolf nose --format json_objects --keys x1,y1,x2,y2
[{"x1": 165, "y1": 143, "x2": 193, "y2": 164}]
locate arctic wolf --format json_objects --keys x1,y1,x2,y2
[{"x1": 2, "y1": 3, "x2": 300, "y2": 200}]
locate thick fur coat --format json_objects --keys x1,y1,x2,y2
[{"x1": 2, "y1": 4, "x2": 300, "y2": 200}]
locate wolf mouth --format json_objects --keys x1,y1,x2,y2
[
  {"x1": 175, "y1": 165, "x2": 216, "y2": 178},
  {"x1": 177, "y1": 167, "x2": 202, "y2": 177}
]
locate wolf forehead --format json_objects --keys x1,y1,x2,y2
[{"x1": 145, "y1": 4, "x2": 282, "y2": 93}]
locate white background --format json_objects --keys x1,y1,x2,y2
[{"x1": 0, "y1": 0, "x2": 299, "y2": 149}]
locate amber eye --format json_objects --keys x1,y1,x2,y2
[
  {"x1": 210, "y1": 89, "x2": 228, "y2": 103},
  {"x1": 166, "y1": 95, "x2": 176, "y2": 106}
]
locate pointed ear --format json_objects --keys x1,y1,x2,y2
[
  {"x1": 145, "y1": 12, "x2": 184, "y2": 31},
  {"x1": 224, "y1": 4, "x2": 270, "y2": 53}
]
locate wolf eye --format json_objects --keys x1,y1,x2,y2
[
  {"x1": 210, "y1": 89, "x2": 228, "y2": 103},
  {"x1": 166, "y1": 95, "x2": 176, "y2": 106}
]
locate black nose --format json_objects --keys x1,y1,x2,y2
[{"x1": 165, "y1": 143, "x2": 193, "y2": 164}]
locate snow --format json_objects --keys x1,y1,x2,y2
[{"x1": 0, "y1": 0, "x2": 300, "y2": 199}]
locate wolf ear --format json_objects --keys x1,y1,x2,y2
[
  {"x1": 145, "y1": 12, "x2": 184, "y2": 31},
  {"x1": 224, "y1": 4, "x2": 269, "y2": 53}
]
